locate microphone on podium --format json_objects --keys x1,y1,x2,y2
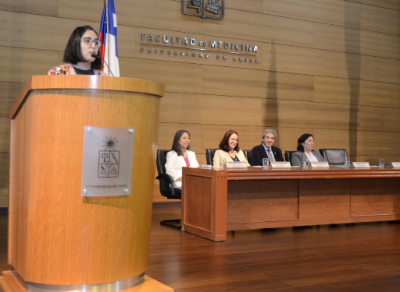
[{"x1": 91, "y1": 54, "x2": 115, "y2": 77}]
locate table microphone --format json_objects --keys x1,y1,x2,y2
[{"x1": 91, "y1": 54, "x2": 115, "y2": 77}]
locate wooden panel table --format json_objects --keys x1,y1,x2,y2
[{"x1": 181, "y1": 167, "x2": 400, "y2": 241}]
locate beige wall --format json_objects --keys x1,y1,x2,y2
[{"x1": 1, "y1": 0, "x2": 400, "y2": 206}]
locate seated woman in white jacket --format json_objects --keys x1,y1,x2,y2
[
  {"x1": 165, "y1": 130, "x2": 199, "y2": 189},
  {"x1": 213, "y1": 130, "x2": 250, "y2": 167}
]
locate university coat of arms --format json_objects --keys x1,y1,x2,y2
[{"x1": 182, "y1": 0, "x2": 224, "y2": 20}]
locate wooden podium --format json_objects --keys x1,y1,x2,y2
[{"x1": 0, "y1": 76, "x2": 172, "y2": 291}]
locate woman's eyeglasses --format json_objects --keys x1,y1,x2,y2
[{"x1": 82, "y1": 37, "x2": 102, "y2": 47}]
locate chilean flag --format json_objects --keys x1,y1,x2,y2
[{"x1": 99, "y1": 0, "x2": 120, "y2": 77}]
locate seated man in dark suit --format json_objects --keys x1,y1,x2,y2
[{"x1": 250, "y1": 129, "x2": 284, "y2": 166}]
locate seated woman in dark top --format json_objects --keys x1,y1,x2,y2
[
  {"x1": 48, "y1": 25, "x2": 109, "y2": 76},
  {"x1": 291, "y1": 133, "x2": 326, "y2": 166}
]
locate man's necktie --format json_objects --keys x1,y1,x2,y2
[{"x1": 267, "y1": 148, "x2": 275, "y2": 162}]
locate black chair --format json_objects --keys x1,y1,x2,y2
[
  {"x1": 243, "y1": 150, "x2": 252, "y2": 162},
  {"x1": 319, "y1": 149, "x2": 348, "y2": 167},
  {"x1": 206, "y1": 148, "x2": 219, "y2": 165},
  {"x1": 284, "y1": 151, "x2": 296, "y2": 164},
  {"x1": 156, "y1": 149, "x2": 182, "y2": 229}
]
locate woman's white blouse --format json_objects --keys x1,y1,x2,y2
[
  {"x1": 165, "y1": 150, "x2": 199, "y2": 189},
  {"x1": 305, "y1": 152, "x2": 319, "y2": 162}
]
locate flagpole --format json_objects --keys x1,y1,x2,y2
[{"x1": 106, "y1": 0, "x2": 110, "y2": 74}]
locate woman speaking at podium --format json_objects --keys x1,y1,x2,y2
[
  {"x1": 165, "y1": 130, "x2": 199, "y2": 189},
  {"x1": 213, "y1": 130, "x2": 250, "y2": 167},
  {"x1": 48, "y1": 25, "x2": 109, "y2": 76}
]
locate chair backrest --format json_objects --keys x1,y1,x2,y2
[
  {"x1": 156, "y1": 150, "x2": 172, "y2": 194},
  {"x1": 319, "y1": 149, "x2": 348, "y2": 166},
  {"x1": 284, "y1": 151, "x2": 296, "y2": 163},
  {"x1": 242, "y1": 150, "x2": 252, "y2": 162},
  {"x1": 206, "y1": 148, "x2": 219, "y2": 165}
]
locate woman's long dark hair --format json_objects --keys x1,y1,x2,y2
[
  {"x1": 63, "y1": 25, "x2": 102, "y2": 69},
  {"x1": 171, "y1": 130, "x2": 191, "y2": 156},
  {"x1": 297, "y1": 133, "x2": 313, "y2": 152}
]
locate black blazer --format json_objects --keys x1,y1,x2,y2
[{"x1": 249, "y1": 144, "x2": 284, "y2": 166}]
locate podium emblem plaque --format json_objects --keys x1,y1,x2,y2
[{"x1": 81, "y1": 126, "x2": 135, "y2": 197}]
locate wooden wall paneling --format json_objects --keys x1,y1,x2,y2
[
  {"x1": 0, "y1": 152, "x2": 9, "y2": 194},
  {"x1": 57, "y1": 51, "x2": 64, "y2": 66},
  {"x1": 314, "y1": 22, "x2": 400, "y2": 60},
  {"x1": 0, "y1": 46, "x2": 59, "y2": 82},
  {"x1": 263, "y1": 99, "x2": 350, "y2": 130},
  {"x1": 0, "y1": 189, "x2": 8, "y2": 207},
  {"x1": 0, "y1": 152, "x2": 10, "y2": 185},
  {"x1": 230, "y1": 0, "x2": 361, "y2": 31},
  {"x1": 360, "y1": 55, "x2": 400, "y2": 84},
  {"x1": 117, "y1": 25, "x2": 139, "y2": 59},
  {"x1": 357, "y1": 105, "x2": 400, "y2": 132},
  {"x1": 0, "y1": 118, "x2": 10, "y2": 153},
  {"x1": 197, "y1": 95, "x2": 263, "y2": 126},
  {"x1": 59, "y1": 0, "x2": 205, "y2": 35},
  {"x1": 314, "y1": 76, "x2": 400, "y2": 107},
  {"x1": 60, "y1": 0, "x2": 316, "y2": 49},
  {"x1": 346, "y1": 0, "x2": 400, "y2": 11},
  {"x1": 314, "y1": 76, "x2": 351, "y2": 104},
  {"x1": 231, "y1": 0, "x2": 400, "y2": 36},
  {"x1": 159, "y1": 93, "x2": 202, "y2": 124},
  {"x1": 58, "y1": 0, "x2": 108, "y2": 22},
  {"x1": 203, "y1": 9, "x2": 314, "y2": 48},
  {"x1": 120, "y1": 58, "x2": 203, "y2": 93},
  {"x1": 1, "y1": 10, "x2": 99, "y2": 52},
  {"x1": 360, "y1": 4, "x2": 400, "y2": 35},
  {"x1": 273, "y1": 45, "x2": 315, "y2": 76},
  {"x1": 160, "y1": 93, "x2": 263, "y2": 126},
  {"x1": 356, "y1": 131, "x2": 400, "y2": 157},
  {"x1": 0, "y1": 0, "x2": 59, "y2": 16},
  {"x1": 230, "y1": 0, "x2": 314, "y2": 23},
  {"x1": 314, "y1": 128, "x2": 350, "y2": 150},
  {"x1": 4, "y1": 2, "x2": 396, "y2": 64},
  {"x1": 313, "y1": 49, "x2": 357, "y2": 80},
  {"x1": 359, "y1": 28, "x2": 400, "y2": 60},
  {"x1": 202, "y1": 66, "x2": 268, "y2": 98},
  {"x1": 0, "y1": 82, "x2": 24, "y2": 117},
  {"x1": 307, "y1": 102, "x2": 350, "y2": 130},
  {"x1": 269, "y1": 15, "x2": 315, "y2": 48},
  {"x1": 266, "y1": 72, "x2": 314, "y2": 102},
  {"x1": 358, "y1": 81, "x2": 400, "y2": 107},
  {"x1": 312, "y1": 48, "x2": 400, "y2": 83}
]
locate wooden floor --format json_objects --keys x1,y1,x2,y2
[{"x1": 2, "y1": 205, "x2": 400, "y2": 291}]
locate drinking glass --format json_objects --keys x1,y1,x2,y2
[
  {"x1": 262, "y1": 158, "x2": 270, "y2": 169},
  {"x1": 302, "y1": 158, "x2": 309, "y2": 169},
  {"x1": 221, "y1": 158, "x2": 226, "y2": 169},
  {"x1": 379, "y1": 158, "x2": 385, "y2": 169}
]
